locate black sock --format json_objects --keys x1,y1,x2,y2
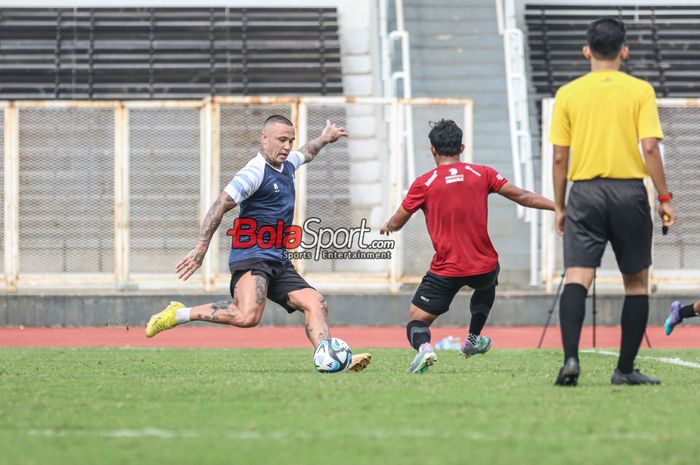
[
  {"x1": 469, "y1": 286, "x2": 496, "y2": 336},
  {"x1": 559, "y1": 283, "x2": 587, "y2": 363},
  {"x1": 680, "y1": 305, "x2": 697, "y2": 319},
  {"x1": 406, "y1": 320, "x2": 431, "y2": 351},
  {"x1": 618, "y1": 295, "x2": 649, "y2": 374}
]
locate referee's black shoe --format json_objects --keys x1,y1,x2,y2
[
  {"x1": 554, "y1": 357, "x2": 580, "y2": 386},
  {"x1": 611, "y1": 368, "x2": 661, "y2": 385}
]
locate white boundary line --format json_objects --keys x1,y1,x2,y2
[
  {"x1": 25, "y1": 428, "x2": 668, "y2": 442},
  {"x1": 583, "y1": 349, "x2": 700, "y2": 369},
  {"x1": 23, "y1": 428, "x2": 496, "y2": 441}
]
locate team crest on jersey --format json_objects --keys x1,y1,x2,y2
[
  {"x1": 445, "y1": 167, "x2": 464, "y2": 184},
  {"x1": 273, "y1": 183, "x2": 280, "y2": 192}
]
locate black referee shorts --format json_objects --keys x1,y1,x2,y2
[
  {"x1": 564, "y1": 178, "x2": 652, "y2": 275},
  {"x1": 229, "y1": 258, "x2": 314, "y2": 313}
]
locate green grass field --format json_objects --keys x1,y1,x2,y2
[{"x1": 2, "y1": 347, "x2": 700, "y2": 465}]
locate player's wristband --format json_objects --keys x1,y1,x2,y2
[{"x1": 657, "y1": 192, "x2": 673, "y2": 203}]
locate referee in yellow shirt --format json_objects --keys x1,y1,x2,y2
[{"x1": 550, "y1": 18, "x2": 676, "y2": 386}]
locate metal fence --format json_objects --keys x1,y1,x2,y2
[
  {"x1": 0, "y1": 104, "x2": 4, "y2": 276},
  {"x1": 540, "y1": 97, "x2": 700, "y2": 290},
  {"x1": 1, "y1": 96, "x2": 473, "y2": 292}
]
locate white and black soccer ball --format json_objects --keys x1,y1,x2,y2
[{"x1": 313, "y1": 338, "x2": 352, "y2": 373}]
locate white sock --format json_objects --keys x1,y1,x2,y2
[{"x1": 176, "y1": 307, "x2": 191, "y2": 324}]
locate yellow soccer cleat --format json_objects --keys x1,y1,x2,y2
[
  {"x1": 145, "y1": 301, "x2": 184, "y2": 338},
  {"x1": 346, "y1": 352, "x2": 372, "y2": 373}
]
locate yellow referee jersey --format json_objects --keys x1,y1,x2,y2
[{"x1": 549, "y1": 70, "x2": 663, "y2": 181}]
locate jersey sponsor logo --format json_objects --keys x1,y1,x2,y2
[
  {"x1": 445, "y1": 167, "x2": 464, "y2": 184},
  {"x1": 496, "y1": 173, "x2": 504, "y2": 181},
  {"x1": 425, "y1": 170, "x2": 438, "y2": 186}
]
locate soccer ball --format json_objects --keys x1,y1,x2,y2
[{"x1": 313, "y1": 338, "x2": 352, "y2": 373}]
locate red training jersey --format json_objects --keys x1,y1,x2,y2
[{"x1": 401, "y1": 162, "x2": 508, "y2": 277}]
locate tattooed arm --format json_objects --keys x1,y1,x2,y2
[
  {"x1": 299, "y1": 119, "x2": 349, "y2": 163},
  {"x1": 176, "y1": 191, "x2": 237, "y2": 281}
]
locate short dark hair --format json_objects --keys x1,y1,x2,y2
[
  {"x1": 428, "y1": 119, "x2": 463, "y2": 156},
  {"x1": 263, "y1": 114, "x2": 293, "y2": 128},
  {"x1": 586, "y1": 18, "x2": 626, "y2": 60}
]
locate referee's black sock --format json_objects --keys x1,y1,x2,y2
[
  {"x1": 406, "y1": 320, "x2": 431, "y2": 351},
  {"x1": 469, "y1": 286, "x2": 496, "y2": 336},
  {"x1": 559, "y1": 283, "x2": 587, "y2": 363},
  {"x1": 618, "y1": 295, "x2": 649, "y2": 374}
]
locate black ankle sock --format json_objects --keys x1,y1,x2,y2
[
  {"x1": 469, "y1": 314, "x2": 487, "y2": 336},
  {"x1": 469, "y1": 286, "x2": 495, "y2": 336},
  {"x1": 680, "y1": 305, "x2": 697, "y2": 319},
  {"x1": 559, "y1": 283, "x2": 587, "y2": 363},
  {"x1": 406, "y1": 320, "x2": 431, "y2": 351},
  {"x1": 618, "y1": 295, "x2": 649, "y2": 374}
]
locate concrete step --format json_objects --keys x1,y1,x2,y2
[
  {"x1": 408, "y1": 31, "x2": 502, "y2": 46},
  {"x1": 413, "y1": 77, "x2": 508, "y2": 92},
  {"x1": 414, "y1": 84, "x2": 505, "y2": 98},
  {"x1": 405, "y1": 0, "x2": 497, "y2": 6}
]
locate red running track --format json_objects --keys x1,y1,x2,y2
[{"x1": 1, "y1": 326, "x2": 699, "y2": 349}]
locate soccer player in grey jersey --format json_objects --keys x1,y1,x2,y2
[{"x1": 145, "y1": 115, "x2": 371, "y2": 373}]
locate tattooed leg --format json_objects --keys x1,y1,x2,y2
[
  {"x1": 288, "y1": 288, "x2": 331, "y2": 347},
  {"x1": 287, "y1": 287, "x2": 372, "y2": 372},
  {"x1": 189, "y1": 299, "x2": 232, "y2": 323},
  {"x1": 189, "y1": 272, "x2": 267, "y2": 328},
  {"x1": 255, "y1": 275, "x2": 267, "y2": 305}
]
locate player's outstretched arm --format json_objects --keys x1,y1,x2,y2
[
  {"x1": 299, "y1": 119, "x2": 349, "y2": 163},
  {"x1": 176, "y1": 191, "x2": 237, "y2": 281},
  {"x1": 380, "y1": 206, "x2": 413, "y2": 235},
  {"x1": 497, "y1": 182, "x2": 555, "y2": 211}
]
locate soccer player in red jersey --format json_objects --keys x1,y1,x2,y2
[{"x1": 380, "y1": 120, "x2": 554, "y2": 373}]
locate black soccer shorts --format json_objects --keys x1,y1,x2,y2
[
  {"x1": 411, "y1": 263, "x2": 500, "y2": 316},
  {"x1": 229, "y1": 258, "x2": 314, "y2": 313}
]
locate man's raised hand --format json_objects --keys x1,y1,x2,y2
[{"x1": 320, "y1": 119, "x2": 349, "y2": 144}]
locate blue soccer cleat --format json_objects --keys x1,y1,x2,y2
[{"x1": 664, "y1": 301, "x2": 683, "y2": 336}]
